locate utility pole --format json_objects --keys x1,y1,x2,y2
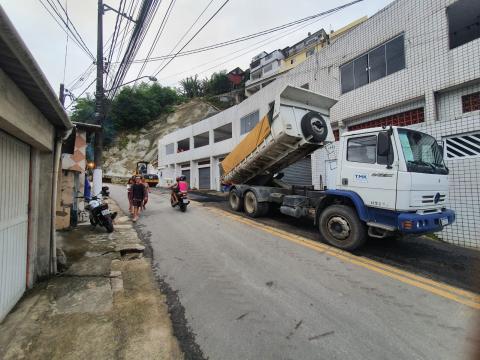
[{"x1": 93, "y1": 0, "x2": 104, "y2": 197}]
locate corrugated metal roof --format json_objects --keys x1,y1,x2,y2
[{"x1": 0, "y1": 6, "x2": 72, "y2": 130}]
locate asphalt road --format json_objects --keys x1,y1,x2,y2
[{"x1": 110, "y1": 185, "x2": 478, "y2": 360}]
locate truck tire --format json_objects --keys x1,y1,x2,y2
[
  {"x1": 318, "y1": 205, "x2": 366, "y2": 251},
  {"x1": 301, "y1": 111, "x2": 328, "y2": 143},
  {"x1": 229, "y1": 189, "x2": 243, "y2": 212},
  {"x1": 244, "y1": 191, "x2": 269, "y2": 218}
]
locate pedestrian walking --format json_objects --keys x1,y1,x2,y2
[
  {"x1": 131, "y1": 176, "x2": 145, "y2": 222},
  {"x1": 142, "y1": 177, "x2": 150, "y2": 210},
  {"x1": 127, "y1": 176, "x2": 134, "y2": 214}
]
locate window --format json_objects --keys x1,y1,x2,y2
[
  {"x1": 263, "y1": 63, "x2": 273, "y2": 73},
  {"x1": 368, "y1": 46, "x2": 386, "y2": 82},
  {"x1": 251, "y1": 70, "x2": 262, "y2": 80},
  {"x1": 377, "y1": 135, "x2": 394, "y2": 166},
  {"x1": 265, "y1": 53, "x2": 273, "y2": 60},
  {"x1": 340, "y1": 34, "x2": 405, "y2": 94},
  {"x1": 194, "y1": 132, "x2": 209, "y2": 148},
  {"x1": 462, "y1": 92, "x2": 480, "y2": 113},
  {"x1": 340, "y1": 62, "x2": 354, "y2": 93},
  {"x1": 165, "y1": 143, "x2": 174, "y2": 155},
  {"x1": 301, "y1": 83, "x2": 309, "y2": 90},
  {"x1": 348, "y1": 108, "x2": 424, "y2": 131},
  {"x1": 240, "y1": 110, "x2": 260, "y2": 134},
  {"x1": 214, "y1": 123, "x2": 232, "y2": 143},
  {"x1": 445, "y1": 132, "x2": 480, "y2": 159},
  {"x1": 306, "y1": 48, "x2": 315, "y2": 57},
  {"x1": 347, "y1": 136, "x2": 377, "y2": 163},
  {"x1": 177, "y1": 138, "x2": 190, "y2": 152},
  {"x1": 447, "y1": 0, "x2": 480, "y2": 49},
  {"x1": 353, "y1": 54, "x2": 369, "y2": 88}
]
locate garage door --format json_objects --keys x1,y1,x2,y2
[
  {"x1": 199, "y1": 167, "x2": 210, "y2": 189},
  {"x1": 181, "y1": 170, "x2": 191, "y2": 188},
  {"x1": 281, "y1": 156, "x2": 312, "y2": 186},
  {"x1": 0, "y1": 131, "x2": 30, "y2": 321}
]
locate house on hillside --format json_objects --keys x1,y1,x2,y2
[{"x1": 0, "y1": 6, "x2": 73, "y2": 321}]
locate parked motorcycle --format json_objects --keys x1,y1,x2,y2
[
  {"x1": 85, "y1": 195, "x2": 117, "y2": 232},
  {"x1": 171, "y1": 191, "x2": 189, "y2": 212}
]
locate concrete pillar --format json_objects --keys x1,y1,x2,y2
[
  {"x1": 26, "y1": 148, "x2": 40, "y2": 288},
  {"x1": 425, "y1": 91, "x2": 437, "y2": 124},
  {"x1": 35, "y1": 151, "x2": 54, "y2": 280}
]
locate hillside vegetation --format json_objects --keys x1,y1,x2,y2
[{"x1": 102, "y1": 99, "x2": 218, "y2": 178}]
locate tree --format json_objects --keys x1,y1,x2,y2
[
  {"x1": 204, "y1": 70, "x2": 231, "y2": 95},
  {"x1": 110, "y1": 82, "x2": 180, "y2": 130},
  {"x1": 179, "y1": 75, "x2": 203, "y2": 98}
]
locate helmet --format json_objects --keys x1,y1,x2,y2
[{"x1": 180, "y1": 175, "x2": 187, "y2": 181}]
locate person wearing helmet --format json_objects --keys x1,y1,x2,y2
[{"x1": 170, "y1": 175, "x2": 188, "y2": 205}]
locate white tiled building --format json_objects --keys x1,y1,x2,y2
[{"x1": 159, "y1": 0, "x2": 480, "y2": 248}]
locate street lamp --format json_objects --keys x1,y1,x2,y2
[{"x1": 105, "y1": 75, "x2": 157, "y2": 93}]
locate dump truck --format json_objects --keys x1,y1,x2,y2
[
  {"x1": 135, "y1": 161, "x2": 159, "y2": 187},
  {"x1": 221, "y1": 85, "x2": 455, "y2": 250}
]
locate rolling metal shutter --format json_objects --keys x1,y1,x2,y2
[
  {"x1": 281, "y1": 156, "x2": 312, "y2": 186},
  {"x1": 181, "y1": 170, "x2": 191, "y2": 188},
  {"x1": 198, "y1": 167, "x2": 210, "y2": 189},
  {"x1": 0, "y1": 131, "x2": 30, "y2": 321}
]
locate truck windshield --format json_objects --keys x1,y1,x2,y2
[{"x1": 398, "y1": 129, "x2": 448, "y2": 175}]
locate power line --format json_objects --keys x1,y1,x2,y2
[
  {"x1": 62, "y1": 0, "x2": 69, "y2": 83},
  {"x1": 152, "y1": 0, "x2": 215, "y2": 74},
  {"x1": 53, "y1": 0, "x2": 95, "y2": 59},
  {"x1": 137, "y1": 0, "x2": 177, "y2": 79},
  {"x1": 129, "y1": 0, "x2": 364, "y2": 66},
  {"x1": 161, "y1": 13, "x2": 328, "y2": 85},
  {"x1": 38, "y1": 0, "x2": 94, "y2": 60},
  {"x1": 37, "y1": 0, "x2": 95, "y2": 60},
  {"x1": 154, "y1": 0, "x2": 231, "y2": 76}
]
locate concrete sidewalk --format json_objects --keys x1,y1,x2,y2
[{"x1": 0, "y1": 200, "x2": 182, "y2": 360}]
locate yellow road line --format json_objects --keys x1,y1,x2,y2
[{"x1": 202, "y1": 205, "x2": 480, "y2": 310}]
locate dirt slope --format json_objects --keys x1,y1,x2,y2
[{"x1": 103, "y1": 99, "x2": 218, "y2": 178}]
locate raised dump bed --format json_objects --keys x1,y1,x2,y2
[{"x1": 221, "y1": 85, "x2": 337, "y2": 185}]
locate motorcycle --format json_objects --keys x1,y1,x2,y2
[
  {"x1": 85, "y1": 195, "x2": 117, "y2": 232},
  {"x1": 171, "y1": 191, "x2": 189, "y2": 212}
]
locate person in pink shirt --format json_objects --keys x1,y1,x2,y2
[{"x1": 170, "y1": 175, "x2": 188, "y2": 205}]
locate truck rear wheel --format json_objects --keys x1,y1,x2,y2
[
  {"x1": 318, "y1": 205, "x2": 366, "y2": 251},
  {"x1": 229, "y1": 189, "x2": 243, "y2": 212},
  {"x1": 244, "y1": 191, "x2": 269, "y2": 218}
]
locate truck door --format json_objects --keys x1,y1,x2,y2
[{"x1": 340, "y1": 133, "x2": 397, "y2": 210}]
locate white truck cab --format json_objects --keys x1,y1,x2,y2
[{"x1": 330, "y1": 126, "x2": 454, "y2": 239}]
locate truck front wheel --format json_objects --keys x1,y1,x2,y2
[
  {"x1": 318, "y1": 205, "x2": 366, "y2": 251},
  {"x1": 244, "y1": 191, "x2": 269, "y2": 218},
  {"x1": 229, "y1": 189, "x2": 243, "y2": 212}
]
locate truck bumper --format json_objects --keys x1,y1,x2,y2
[{"x1": 398, "y1": 209, "x2": 455, "y2": 234}]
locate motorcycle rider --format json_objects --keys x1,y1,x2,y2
[{"x1": 170, "y1": 175, "x2": 188, "y2": 205}]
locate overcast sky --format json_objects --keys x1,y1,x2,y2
[{"x1": 3, "y1": 0, "x2": 393, "y2": 107}]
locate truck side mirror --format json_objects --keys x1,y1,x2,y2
[{"x1": 378, "y1": 131, "x2": 390, "y2": 156}]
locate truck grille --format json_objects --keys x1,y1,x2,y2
[{"x1": 422, "y1": 194, "x2": 446, "y2": 204}]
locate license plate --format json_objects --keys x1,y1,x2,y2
[
  {"x1": 101, "y1": 209, "x2": 110, "y2": 216},
  {"x1": 441, "y1": 217, "x2": 448, "y2": 226},
  {"x1": 182, "y1": 199, "x2": 189, "y2": 204}
]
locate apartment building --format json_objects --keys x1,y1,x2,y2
[
  {"x1": 159, "y1": 0, "x2": 480, "y2": 249},
  {"x1": 244, "y1": 49, "x2": 285, "y2": 96}
]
